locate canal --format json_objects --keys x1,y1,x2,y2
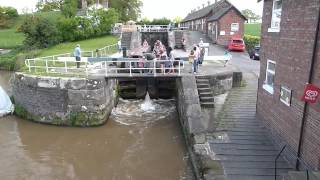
[{"x1": 0, "y1": 71, "x2": 193, "y2": 180}]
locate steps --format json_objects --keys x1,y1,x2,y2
[
  {"x1": 121, "y1": 32, "x2": 132, "y2": 50},
  {"x1": 282, "y1": 171, "x2": 320, "y2": 180},
  {"x1": 174, "y1": 31, "x2": 184, "y2": 49},
  {"x1": 196, "y1": 77, "x2": 214, "y2": 108}
]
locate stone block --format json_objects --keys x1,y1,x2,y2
[{"x1": 37, "y1": 77, "x2": 60, "y2": 88}]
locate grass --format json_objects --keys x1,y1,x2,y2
[
  {"x1": 0, "y1": 29, "x2": 25, "y2": 49},
  {"x1": 37, "y1": 35, "x2": 118, "y2": 57},
  {"x1": 0, "y1": 11, "x2": 63, "y2": 49},
  {"x1": 245, "y1": 23, "x2": 261, "y2": 37}
]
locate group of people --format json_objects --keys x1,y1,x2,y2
[{"x1": 188, "y1": 39, "x2": 206, "y2": 74}]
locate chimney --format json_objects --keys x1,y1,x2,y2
[
  {"x1": 202, "y1": 4, "x2": 205, "y2": 8},
  {"x1": 215, "y1": 0, "x2": 218, "y2": 4},
  {"x1": 198, "y1": 6, "x2": 200, "y2": 10},
  {"x1": 207, "y1": 1, "x2": 210, "y2": 6}
]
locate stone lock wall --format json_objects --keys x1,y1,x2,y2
[{"x1": 13, "y1": 73, "x2": 117, "y2": 127}]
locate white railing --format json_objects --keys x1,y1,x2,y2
[
  {"x1": 99, "y1": 59, "x2": 184, "y2": 77},
  {"x1": 25, "y1": 43, "x2": 118, "y2": 74},
  {"x1": 138, "y1": 25, "x2": 170, "y2": 32},
  {"x1": 25, "y1": 57, "x2": 185, "y2": 77}
]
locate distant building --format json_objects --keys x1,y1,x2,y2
[
  {"x1": 180, "y1": 0, "x2": 247, "y2": 46},
  {"x1": 257, "y1": 0, "x2": 320, "y2": 170}
]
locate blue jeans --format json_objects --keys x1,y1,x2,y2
[{"x1": 193, "y1": 59, "x2": 198, "y2": 72}]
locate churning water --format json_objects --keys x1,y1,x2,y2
[{"x1": 0, "y1": 71, "x2": 193, "y2": 180}]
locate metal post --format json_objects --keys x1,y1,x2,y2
[
  {"x1": 153, "y1": 60, "x2": 156, "y2": 77},
  {"x1": 65, "y1": 60, "x2": 67, "y2": 73},
  {"x1": 129, "y1": 61, "x2": 132, "y2": 76},
  {"x1": 28, "y1": 59, "x2": 31, "y2": 72},
  {"x1": 45, "y1": 59, "x2": 49, "y2": 73},
  {"x1": 52, "y1": 56, "x2": 55, "y2": 65},
  {"x1": 105, "y1": 61, "x2": 108, "y2": 76},
  {"x1": 178, "y1": 60, "x2": 181, "y2": 76}
]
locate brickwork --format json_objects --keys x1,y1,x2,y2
[
  {"x1": 257, "y1": 0, "x2": 320, "y2": 169},
  {"x1": 216, "y1": 9, "x2": 245, "y2": 46}
]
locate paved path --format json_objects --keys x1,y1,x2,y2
[
  {"x1": 180, "y1": 31, "x2": 294, "y2": 180},
  {"x1": 206, "y1": 72, "x2": 293, "y2": 180}
]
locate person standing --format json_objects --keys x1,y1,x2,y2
[
  {"x1": 199, "y1": 47, "x2": 205, "y2": 65},
  {"x1": 74, "y1": 44, "x2": 81, "y2": 68},
  {"x1": 188, "y1": 49, "x2": 196, "y2": 73},
  {"x1": 117, "y1": 39, "x2": 122, "y2": 53}
]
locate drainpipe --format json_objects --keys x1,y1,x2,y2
[{"x1": 296, "y1": 4, "x2": 320, "y2": 170}]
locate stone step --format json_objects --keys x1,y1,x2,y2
[
  {"x1": 199, "y1": 91, "x2": 214, "y2": 96},
  {"x1": 198, "y1": 88, "x2": 212, "y2": 93},
  {"x1": 223, "y1": 167, "x2": 291, "y2": 176},
  {"x1": 226, "y1": 174, "x2": 283, "y2": 180},
  {"x1": 220, "y1": 161, "x2": 293, "y2": 169},
  {"x1": 214, "y1": 154, "x2": 288, "y2": 162},
  {"x1": 201, "y1": 102, "x2": 215, "y2": 108},
  {"x1": 208, "y1": 143, "x2": 277, "y2": 151},
  {"x1": 196, "y1": 78, "x2": 210, "y2": 82},
  {"x1": 200, "y1": 96, "x2": 215, "y2": 102},
  {"x1": 284, "y1": 171, "x2": 320, "y2": 180},
  {"x1": 197, "y1": 83, "x2": 210, "y2": 88},
  {"x1": 209, "y1": 139, "x2": 273, "y2": 145}
]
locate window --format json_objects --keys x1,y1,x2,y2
[
  {"x1": 263, "y1": 60, "x2": 276, "y2": 94},
  {"x1": 280, "y1": 86, "x2": 292, "y2": 106},
  {"x1": 268, "y1": 0, "x2": 282, "y2": 32},
  {"x1": 231, "y1": 23, "x2": 239, "y2": 32}
]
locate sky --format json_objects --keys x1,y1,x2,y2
[{"x1": 0, "y1": 0, "x2": 263, "y2": 19}]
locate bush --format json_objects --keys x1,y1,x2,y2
[
  {"x1": 0, "y1": 6, "x2": 18, "y2": 28},
  {"x1": 244, "y1": 35, "x2": 260, "y2": 51},
  {"x1": 19, "y1": 15, "x2": 61, "y2": 49}
]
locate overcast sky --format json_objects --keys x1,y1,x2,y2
[{"x1": 1, "y1": 0, "x2": 263, "y2": 19}]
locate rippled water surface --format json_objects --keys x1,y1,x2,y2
[{"x1": 0, "y1": 71, "x2": 193, "y2": 180}]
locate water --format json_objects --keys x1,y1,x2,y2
[{"x1": 0, "y1": 71, "x2": 193, "y2": 180}]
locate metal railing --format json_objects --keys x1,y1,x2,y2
[
  {"x1": 98, "y1": 59, "x2": 184, "y2": 77},
  {"x1": 25, "y1": 55, "x2": 185, "y2": 77},
  {"x1": 275, "y1": 145, "x2": 311, "y2": 180},
  {"x1": 25, "y1": 44, "x2": 118, "y2": 74}
]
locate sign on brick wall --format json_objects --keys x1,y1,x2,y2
[{"x1": 301, "y1": 84, "x2": 320, "y2": 103}]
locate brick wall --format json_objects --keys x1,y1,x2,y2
[
  {"x1": 217, "y1": 9, "x2": 245, "y2": 46},
  {"x1": 257, "y1": 0, "x2": 320, "y2": 169}
]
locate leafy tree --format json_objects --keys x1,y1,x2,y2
[
  {"x1": 0, "y1": 6, "x2": 19, "y2": 28},
  {"x1": 36, "y1": 0, "x2": 63, "y2": 12},
  {"x1": 151, "y1": 18, "x2": 172, "y2": 25},
  {"x1": 241, "y1": 9, "x2": 261, "y2": 23},
  {"x1": 173, "y1": 16, "x2": 183, "y2": 27},
  {"x1": 109, "y1": 0, "x2": 142, "y2": 22},
  {"x1": 19, "y1": 15, "x2": 61, "y2": 48},
  {"x1": 61, "y1": 0, "x2": 78, "y2": 18}
]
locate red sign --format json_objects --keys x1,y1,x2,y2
[{"x1": 301, "y1": 84, "x2": 320, "y2": 103}]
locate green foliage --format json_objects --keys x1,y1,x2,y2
[
  {"x1": 109, "y1": 0, "x2": 142, "y2": 22},
  {"x1": 57, "y1": 8, "x2": 118, "y2": 42},
  {"x1": 61, "y1": 0, "x2": 78, "y2": 18},
  {"x1": 19, "y1": 15, "x2": 61, "y2": 49},
  {"x1": 0, "y1": 6, "x2": 18, "y2": 28},
  {"x1": 0, "y1": 29, "x2": 25, "y2": 48},
  {"x1": 14, "y1": 104, "x2": 31, "y2": 120},
  {"x1": 241, "y1": 9, "x2": 261, "y2": 23},
  {"x1": 36, "y1": 0, "x2": 62, "y2": 12},
  {"x1": 245, "y1": 23, "x2": 261, "y2": 36},
  {"x1": 244, "y1": 35, "x2": 260, "y2": 51}
]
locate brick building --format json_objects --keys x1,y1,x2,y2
[
  {"x1": 180, "y1": 0, "x2": 246, "y2": 46},
  {"x1": 257, "y1": 0, "x2": 320, "y2": 170}
]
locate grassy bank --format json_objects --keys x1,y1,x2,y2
[
  {"x1": 0, "y1": 29, "x2": 24, "y2": 49},
  {"x1": 244, "y1": 23, "x2": 261, "y2": 37},
  {"x1": 38, "y1": 35, "x2": 118, "y2": 57},
  {"x1": 0, "y1": 11, "x2": 63, "y2": 49}
]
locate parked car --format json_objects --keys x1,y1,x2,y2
[
  {"x1": 228, "y1": 37, "x2": 246, "y2": 52},
  {"x1": 249, "y1": 46, "x2": 260, "y2": 60}
]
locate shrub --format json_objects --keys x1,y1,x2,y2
[
  {"x1": 19, "y1": 15, "x2": 61, "y2": 49},
  {"x1": 0, "y1": 6, "x2": 18, "y2": 28},
  {"x1": 244, "y1": 35, "x2": 260, "y2": 51}
]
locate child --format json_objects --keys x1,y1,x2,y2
[{"x1": 188, "y1": 50, "x2": 195, "y2": 73}]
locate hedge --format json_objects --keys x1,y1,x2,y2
[{"x1": 244, "y1": 35, "x2": 260, "y2": 51}]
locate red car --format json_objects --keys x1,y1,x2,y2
[{"x1": 228, "y1": 37, "x2": 246, "y2": 52}]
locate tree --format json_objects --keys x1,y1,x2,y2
[
  {"x1": 173, "y1": 16, "x2": 183, "y2": 27},
  {"x1": 0, "y1": 6, "x2": 19, "y2": 28},
  {"x1": 61, "y1": 0, "x2": 78, "y2": 18},
  {"x1": 36, "y1": 0, "x2": 63, "y2": 12},
  {"x1": 19, "y1": 15, "x2": 61, "y2": 48},
  {"x1": 109, "y1": 0, "x2": 142, "y2": 22},
  {"x1": 241, "y1": 9, "x2": 261, "y2": 23}
]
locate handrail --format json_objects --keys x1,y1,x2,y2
[
  {"x1": 275, "y1": 145, "x2": 310, "y2": 180},
  {"x1": 25, "y1": 57, "x2": 185, "y2": 77}
]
